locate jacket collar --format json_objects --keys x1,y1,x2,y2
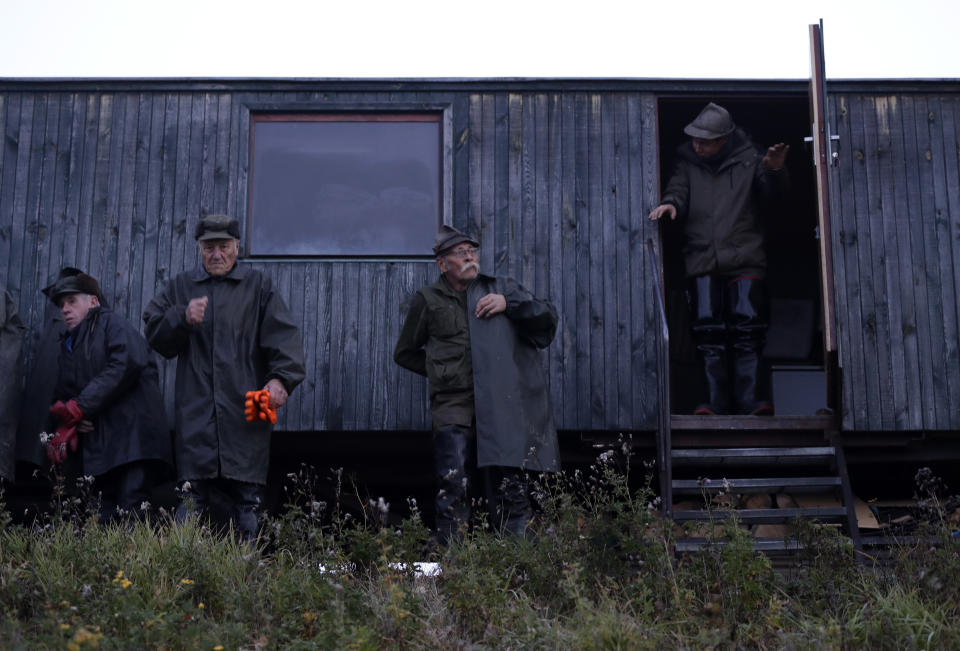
[
  {"x1": 189, "y1": 262, "x2": 249, "y2": 283},
  {"x1": 678, "y1": 128, "x2": 755, "y2": 171}
]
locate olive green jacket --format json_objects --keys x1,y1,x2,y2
[{"x1": 661, "y1": 129, "x2": 789, "y2": 278}]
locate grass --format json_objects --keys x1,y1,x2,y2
[{"x1": 1, "y1": 458, "x2": 959, "y2": 649}]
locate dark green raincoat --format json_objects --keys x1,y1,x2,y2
[
  {"x1": 395, "y1": 273, "x2": 560, "y2": 472},
  {"x1": 1, "y1": 288, "x2": 25, "y2": 481},
  {"x1": 143, "y1": 264, "x2": 305, "y2": 485}
]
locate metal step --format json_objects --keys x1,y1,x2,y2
[
  {"x1": 672, "y1": 507, "x2": 849, "y2": 524},
  {"x1": 672, "y1": 476, "x2": 842, "y2": 494},
  {"x1": 672, "y1": 446, "x2": 836, "y2": 465},
  {"x1": 675, "y1": 538, "x2": 806, "y2": 554}
]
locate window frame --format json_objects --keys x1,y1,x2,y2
[{"x1": 240, "y1": 102, "x2": 453, "y2": 261}]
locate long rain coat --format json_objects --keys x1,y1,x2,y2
[
  {"x1": 0, "y1": 289, "x2": 25, "y2": 481},
  {"x1": 395, "y1": 273, "x2": 560, "y2": 472},
  {"x1": 142, "y1": 264, "x2": 305, "y2": 485},
  {"x1": 54, "y1": 307, "x2": 173, "y2": 477}
]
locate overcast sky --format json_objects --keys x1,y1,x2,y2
[{"x1": 0, "y1": 0, "x2": 957, "y2": 79}]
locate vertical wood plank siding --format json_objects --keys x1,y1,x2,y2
[
  {"x1": 1, "y1": 87, "x2": 662, "y2": 433},
  {"x1": 829, "y1": 93, "x2": 960, "y2": 431}
]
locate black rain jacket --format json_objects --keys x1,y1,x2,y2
[
  {"x1": 54, "y1": 306, "x2": 173, "y2": 477},
  {"x1": 143, "y1": 264, "x2": 305, "y2": 485},
  {"x1": 0, "y1": 289, "x2": 25, "y2": 481}
]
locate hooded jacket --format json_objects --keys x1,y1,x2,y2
[
  {"x1": 660, "y1": 128, "x2": 789, "y2": 278},
  {"x1": 394, "y1": 273, "x2": 560, "y2": 472},
  {"x1": 142, "y1": 263, "x2": 305, "y2": 485},
  {"x1": 54, "y1": 306, "x2": 173, "y2": 477}
]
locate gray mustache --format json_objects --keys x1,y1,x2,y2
[{"x1": 460, "y1": 261, "x2": 479, "y2": 273}]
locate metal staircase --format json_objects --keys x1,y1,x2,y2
[{"x1": 647, "y1": 239, "x2": 861, "y2": 556}]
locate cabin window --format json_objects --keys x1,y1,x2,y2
[{"x1": 248, "y1": 113, "x2": 442, "y2": 256}]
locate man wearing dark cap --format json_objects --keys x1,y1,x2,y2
[
  {"x1": 0, "y1": 281, "x2": 25, "y2": 484},
  {"x1": 45, "y1": 269, "x2": 173, "y2": 521},
  {"x1": 649, "y1": 102, "x2": 790, "y2": 416},
  {"x1": 394, "y1": 225, "x2": 560, "y2": 543},
  {"x1": 143, "y1": 214, "x2": 305, "y2": 541}
]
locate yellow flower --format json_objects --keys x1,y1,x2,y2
[
  {"x1": 60, "y1": 623, "x2": 72, "y2": 630},
  {"x1": 120, "y1": 579, "x2": 132, "y2": 590},
  {"x1": 181, "y1": 578, "x2": 195, "y2": 585},
  {"x1": 198, "y1": 602, "x2": 205, "y2": 609},
  {"x1": 214, "y1": 646, "x2": 224, "y2": 650}
]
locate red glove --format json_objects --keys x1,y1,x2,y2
[
  {"x1": 50, "y1": 399, "x2": 84, "y2": 427},
  {"x1": 46, "y1": 424, "x2": 79, "y2": 464}
]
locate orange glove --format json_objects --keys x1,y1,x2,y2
[{"x1": 244, "y1": 390, "x2": 277, "y2": 424}]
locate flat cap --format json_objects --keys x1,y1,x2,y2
[
  {"x1": 683, "y1": 102, "x2": 735, "y2": 139},
  {"x1": 433, "y1": 225, "x2": 479, "y2": 256},
  {"x1": 195, "y1": 214, "x2": 240, "y2": 241}
]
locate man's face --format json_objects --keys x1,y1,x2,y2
[
  {"x1": 199, "y1": 238, "x2": 239, "y2": 276},
  {"x1": 437, "y1": 244, "x2": 480, "y2": 290},
  {"x1": 59, "y1": 293, "x2": 99, "y2": 331},
  {"x1": 692, "y1": 136, "x2": 728, "y2": 159}
]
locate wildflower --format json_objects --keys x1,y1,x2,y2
[
  {"x1": 112, "y1": 571, "x2": 124, "y2": 583},
  {"x1": 139, "y1": 500, "x2": 151, "y2": 512},
  {"x1": 181, "y1": 481, "x2": 192, "y2": 493},
  {"x1": 120, "y1": 579, "x2": 132, "y2": 589},
  {"x1": 61, "y1": 623, "x2": 72, "y2": 630},
  {"x1": 198, "y1": 602, "x2": 205, "y2": 609},
  {"x1": 39, "y1": 431, "x2": 54, "y2": 444},
  {"x1": 181, "y1": 578, "x2": 195, "y2": 585},
  {"x1": 214, "y1": 646, "x2": 225, "y2": 650}
]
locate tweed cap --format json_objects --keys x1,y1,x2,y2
[
  {"x1": 195, "y1": 214, "x2": 240, "y2": 241},
  {"x1": 683, "y1": 102, "x2": 735, "y2": 139},
  {"x1": 433, "y1": 225, "x2": 479, "y2": 256}
]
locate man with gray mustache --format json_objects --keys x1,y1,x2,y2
[{"x1": 394, "y1": 225, "x2": 560, "y2": 544}]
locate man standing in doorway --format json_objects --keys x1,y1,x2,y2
[
  {"x1": 394, "y1": 225, "x2": 560, "y2": 543},
  {"x1": 143, "y1": 214, "x2": 305, "y2": 541},
  {"x1": 649, "y1": 102, "x2": 789, "y2": 415}
]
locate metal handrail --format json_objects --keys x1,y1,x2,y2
[{"x1": 647, "y1": 237, "x2": 672, "y2": 517}]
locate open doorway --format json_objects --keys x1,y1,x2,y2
[{"x1": 655, "y1": 95, "x2": 828, "y2": 416}]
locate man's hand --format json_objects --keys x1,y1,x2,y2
[
  {"x1": 475, "y1": 293, "x2": 506, "y2": 319},
  {"x1": 77, "y1": 419, "x2": 94, "y2": 433},
  {"x1": 263, "y1": 378, "x2": 288, "y2": 409},
  {"x1": 185, "y1": 296, "x2": 209, "y2": 325},
  {"x1": 648, "y1": 204, "x2": 677, "y2": 221},
  {"x1": 763, "y1": 142, "x2": 790, "y2": 170}
]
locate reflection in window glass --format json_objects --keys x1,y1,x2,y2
[{"x1": 250, "y1": 114, "x2": 441, "y2": 256}]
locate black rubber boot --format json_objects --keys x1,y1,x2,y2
[
  {"x1": 689, "y1": 275, "x2": 731, "y2": 415},
  {"x1": 728, "y1": 277, "x2": 773, "y2": 415},
  {"x1": 433, "y1": 425, "x2": 475, "y2": 545}
]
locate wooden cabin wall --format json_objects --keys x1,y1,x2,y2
[
  {"x1": 828, "y1": 92, "x2": 960, "y2": 432},
  {"x1": 0, "y1": 86, "x2": 663, "y2": 434}
]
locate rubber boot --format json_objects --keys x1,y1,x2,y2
[
  {"x1": 689, "y1": 275, "x2": 731, "y2": 415},
  {"x1": 728, "y1": 277, "x2": 773, "y2": 415}
]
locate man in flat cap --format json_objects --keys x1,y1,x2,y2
[
  {"x1": 0, "y1": 280, "x2": 25, "y2": 485},
  {"x1": 649, "y1": 102, "x2": 789, "y2": 416},
  {"x1": 143, "y1": 214, "x2": 305, "y2": 541},
  {"x1": 394, "y1": 225, "x2": 560, "y2": 544},
  {"x1": 44, "y1": 269, "x2": 173, "y2": 521}
]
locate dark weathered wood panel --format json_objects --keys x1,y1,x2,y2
[
  {"x1": 2, "y1": 84, "x2": 666, "y2": 434},
  {"x1": 830, "y1": 92, "x2": 960, "y2": 431}
]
